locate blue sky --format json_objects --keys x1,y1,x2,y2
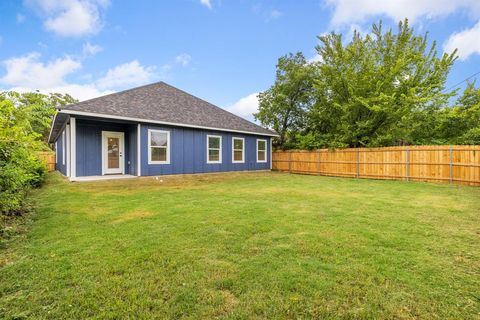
[{"x1": 1, "y1": 1, "x2": 480, "y2": 121}]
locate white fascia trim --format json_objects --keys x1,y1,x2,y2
[
  {"x1": 232, "y1": 137, "x2": 245, "y2": 164},
  {"x1": 47, "y1": 112, "x2": 58, "y2": 143},
  {"x1": 58, "y1": 109, "x2": 279, "y2": 137},
  {"x1": 206, "y1": 134, "x2": 222, "y2": 164},
  {"x1": 137, "y1": 124, "x2": 141, "y2": 176},
  {"x1": 147, "y1": 129, "x2": 171, "y2": 165}
]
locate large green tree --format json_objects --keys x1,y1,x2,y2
[
  {"x1": 255, "y1": 53, "x2": 315, "y2": 148},
  {"x1": 0, "y1": 91, "x2": 76, "y2": 143},
  {"x1": 305, "y1": 20, "x2": 457, "y2": 148}
]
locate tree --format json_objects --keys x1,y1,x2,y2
[
  {"x1": 304, "y1": 19, "x2": 457, "y2": 148},
  {"x1": 257, "y1": 20, "x2": 460, "y2": 149},
  {"x1": 0, "y1": 91, "x2": 76, "y2": 143},
  {"x1": 255, "y1": 53, "x2": 315, "y2": 148},
  {"x1": 0, "y1": 91, "x2": 76, "y2": 215},
  {"x1": 436, "y1": 83, "x2": 480, "y2": 144}
]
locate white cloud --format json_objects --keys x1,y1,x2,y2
[
  {"x1": 28, "y1": 0, "x2": 110, "y2": 37},
  {"x1": 96, "y1": 60, "x2": 157, "y2": 90},
  {"x1": 82, "y1": 42, "x2": 102, "y2": 57},
  {"x1": 0, "y1": 52, "x2": 81, "y2": 88},
  {"x1": 444, "y1": 21, "x2": 480, "y2": 60},
  {"x1": 0, "y1": 53, "x2": 157, "y2": 101},
  {"x1": 7, "y1": 84, "x2": 113, "y2": 101},
  {"x1": 200, "y1": 0, "x2": 212, "y2": 9},
  {"x1": 226, "y1": 92, "x2": 260, "y2": 122},
  {"x1": 16, "y1": 13, "x2": 26, "y2": 23},
  {"x1": 175, "y1": 53, "x2": 191, "y2": 67},
  {"x1": 269, "y1": 9, "x2": 283, "y2": 20},
  {"x1": 325, "y1": 0, "x2": 480, "y2": 27}
]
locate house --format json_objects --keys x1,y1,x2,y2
[{"x1": 48, "y1": 82, "x2": 277, "y2": 181}]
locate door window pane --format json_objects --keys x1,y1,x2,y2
[{"x1": 108, "y1": 137, "x2": 120, "y2": 168}]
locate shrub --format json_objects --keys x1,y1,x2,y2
[{"x1": 0, "y1": 99, "x2": 47, "y2": 215}]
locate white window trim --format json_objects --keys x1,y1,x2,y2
[
  {"x1": 62, "y1": 130, "x2": 65, "y2": 165},
  {"x1": 55, "y1": 141, "x2": 58, "y2": 163},
  {"x1": 256, "y1": 139, "x2": 267, "y2": 163},
  {"x1": 207, "y1": 135, "x2": 222, "y2": 164},
  {"x1": 232, "y1": 137, "x2": 245, "y2": 163},
  {"x1": 148, "y1": 129, "x2": 170, "y2": 164}
]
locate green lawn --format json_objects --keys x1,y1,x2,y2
[{"x1": 1, "y1": 172, "x2": 479, "y2": 319}]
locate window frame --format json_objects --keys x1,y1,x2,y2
[
  {"x1": 256, "y1": 139, "x2": 267, "y2": 163},
  {"x1": 206, "y1": 135, "x2": 222, "y2": 164},
  {"x1": 232, "y1": 137, "x2": 245, "y2": 163},
  {"x1": 148, "y1": 129, "x2": 171, "y2": 165}
]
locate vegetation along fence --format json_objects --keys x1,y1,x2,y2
[
  {"x1": 37, "y1": 152, "x2": 56, "y2": 172},
  {"x1": 272, "y1": 146, "x2": 480, "y2": 186}
]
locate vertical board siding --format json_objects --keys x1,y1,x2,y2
[
  {"x1": 272, "y1": 146, "x2": 480, "y2": 186},
  {"x1": 140, "y1": 124, "x2": 271, "y2": 176},
  {"x1": 75, "y1": 119, "x2": 137, "y2": 177}
]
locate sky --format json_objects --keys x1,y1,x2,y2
[{"x1": 1, "y1": 0, "x2": 480, "y2": 122}]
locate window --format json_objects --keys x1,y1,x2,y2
[
  {"x1": 232, "y1": 137, "x2": 245, "y2": 163},
  {"x1": 62, "y1": 130, "x2": 65, "y2": 165},
  {"x1": 148, "y1": 129, "x2": 170, "y2": 164},
  {"x1": 207, "y1": 135, "x2": 222, "y2": 163},
  {"x1": 257, "y1": 139, "x2": 267, "y2": 163}
]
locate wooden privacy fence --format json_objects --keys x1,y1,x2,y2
[
  {"x1": 272, "y1": 145, "x2": 480, "y2": 186},
  {"x1": 37, "y1": 152, "x2": 56, "y2": 172}
]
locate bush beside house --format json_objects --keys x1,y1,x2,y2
[{"x1": 0, "y1": 92, "x2": 76, "y2": 219}]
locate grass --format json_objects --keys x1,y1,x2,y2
[{"x1": 1, "y1": 172, "x2": 479, "y2": 319}]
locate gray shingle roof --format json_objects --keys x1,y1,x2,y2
[{"x1": 59, "y1": 82, "x2": 276, "y2": 136}]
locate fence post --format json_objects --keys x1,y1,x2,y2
[
  {"x1": 406, "y1": 147, "x2": 410, "y2": 182},
  {"x1": 356, "y1": 149, "x2": 360, "y2": 178},
  {"x1": 288, "y1": 151, "x2": 292, "y2": 173},
  {"x1": 449, "y1": 145, "x2": 453, "y2": 184}
]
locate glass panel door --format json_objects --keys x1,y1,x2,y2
[{"x1": 107, "y1": 137, "x2": 120, "y2": 169}]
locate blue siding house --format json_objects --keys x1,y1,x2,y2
[{"x1": 48, "y1": 82, "x2": 277, "y2": 181}]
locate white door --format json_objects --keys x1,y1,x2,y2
[{"x1": 102, "y1": 131, "x2": 125, "y2": 175}]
